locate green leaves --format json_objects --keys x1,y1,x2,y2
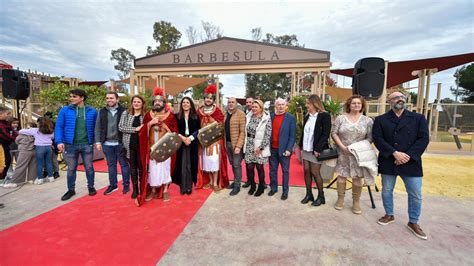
[
  {"x1": 39, "y1": 81, "x2": 107, "y2": 118},
  {"x1": 452, "y1": 63, "x2": 474, "y2": 103},
  {"x1": 110, "y1": 48, "x2": 135, "y2": 80},
  {"x1": 147, "y1": 21, "x2": 182, "y2": 55},
  {"x1": 323, "y1": 99, "x2": 343, "y2": 118}
]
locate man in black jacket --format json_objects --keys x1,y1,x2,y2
[
  {"x1": 95, "y1": 92, "x2": 130, "y2": 195},
  {"x1": 372, "y1": 92, "x2": 429, "y2": 240}
]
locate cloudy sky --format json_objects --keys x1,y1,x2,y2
[{"x1": 1, "y1": 0, "x2": 472, "y2": 100}]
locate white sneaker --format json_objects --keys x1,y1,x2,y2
[
  {"x1": 27, "y1": 180, "x2": 34, "y2": 184},
  {"x1": 33, "y1": 178, "x2": 44, "y2": 185},
  {"x1": 48, "y1": 177, "x2": 55, "y2": 183},
  {"x1": 3, "y1": 183, "x2": 18, "y2": 188}
]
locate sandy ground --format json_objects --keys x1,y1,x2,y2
[{"x1": 372, "y1": 154, "x2": 474, "y2": 199}]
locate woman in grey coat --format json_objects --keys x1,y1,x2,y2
[{"x1": 119, "y1": 95, "x2": 146, "y2": 199}]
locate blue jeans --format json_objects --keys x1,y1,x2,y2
[
  {"x1": 102, "y1": 144, "x2": 130, "y2": 188},
  {"x1": 269, "y1": 148, "x2": 291, "y2": 194},
  {"x1": 381, "y1": 174, "x2": 423, "y2": 224},
  {"x1": 64, "y1": 144, "x2": 95, "y2": 191},
  {"x1": 36, "y1": 145, "x2": 53, "y2": 178}
]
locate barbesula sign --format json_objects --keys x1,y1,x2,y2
[
  {"x1": 172, "y1": 50, "x2": 281, "y2": 64},
  {"x1": 134, "y1": 37, "x2": 331, "y2": 68}
]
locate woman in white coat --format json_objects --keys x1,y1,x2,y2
[{"x1": 244, "y1": 99, "x2": 272, "y2": 197}]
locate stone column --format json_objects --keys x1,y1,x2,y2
[{"x1": 129, "y1": 70, "x2": 135, "y2": 94}]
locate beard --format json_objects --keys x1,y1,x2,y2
[
  {"x1": 392, "y1": 100, "x2": 406, "y2": 110},
  {"x1": 204, "y1": 101, "x2": 214, "y2": 107},
  {"x1": 153, "y1": 104, "x2": 165, "y2": 112}
]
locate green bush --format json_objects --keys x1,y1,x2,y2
[{"x1": 39, "y1": 81, "x2": 107, "y2": 118}]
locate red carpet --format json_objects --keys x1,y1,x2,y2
[
  {"x1": 0, "y1": 184, "x2": 212, "y2": 265},
  {"x1": 228, "y1": 155, "x2": 306, "y2": 187},
  {"x1": 79, "y1": 155, "x2": 306, "y2": 187}
]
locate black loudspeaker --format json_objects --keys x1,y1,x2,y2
[
  {"x1": 352, "y1": 57, "x2": 385, "y2": 99},
  {"x1": 2, "y1": 69, "x2": 30, "y2": 100}
]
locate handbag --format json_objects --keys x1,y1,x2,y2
[{"x1": 317, "y1": 145, "x2": 339, "y2": 161}]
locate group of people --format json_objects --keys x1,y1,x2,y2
[
  {"x1": 0, "y1": 108, "x2": 60, "y2": 188},
  {"x1": 0, "y1": 86, "x2": 429, "y2": 240}
]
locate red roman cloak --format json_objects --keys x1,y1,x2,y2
[
  {"x1": 137, "y1": 110, "x2": 178, "y2": 206},
  {"x1": 196, "y1": 105, "x2": 229, "y2": 189}
]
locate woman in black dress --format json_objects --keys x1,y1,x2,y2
[{"x1": 173, "y1": 96, "x2": 200, "y2": 195}]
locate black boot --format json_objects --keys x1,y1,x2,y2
[
  {"x1": 312, "y1": 190, "x2": 326, "y2": 206},
  {"x1": 242, "y1": 182, "x2": 250, "y2": 188},
  {"x1": 248, "y1": 183, "x2": 256, "y2": 195},
  {"x1": 254, "y1": 185, "x2": 264, "y2": 197},
  {"x1": 301, "y1": 190, "x2": 314, "y2": 204},
  {"x1": 131, "y1": 183, "x2": 139, "y2": 199}
]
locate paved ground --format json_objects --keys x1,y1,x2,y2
[
  {"x1": 0, "y1": 172, "x2": 110, "y2": 230},
  {"x1": 1, "y1": 163, "x2": 473, "y2": 265},
  {"x1": 159, "y1": 186, "x2": 474, "y2": 265}
]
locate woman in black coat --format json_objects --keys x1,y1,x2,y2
[
  {"x1": 173, "y1": 96, "x2": 200, "y2": 195},
  {"x1": 299, "y1": 94, "x2": 332, "y2": 206}
]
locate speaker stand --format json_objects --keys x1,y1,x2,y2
[
  {"x1": 326, "y1": 177, "x2": 378, "y2": 209},
  {"x1": 15, "y1": 99, "x2": 21, "y2": 128}
]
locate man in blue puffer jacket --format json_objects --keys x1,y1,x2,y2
[{"x1": 55, "y1": 89, "x2": 98, "y2": 201}]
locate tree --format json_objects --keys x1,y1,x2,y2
[
  {"x1": 251, "y1": 27, "x2": 262, "y2": 41},
  {"x1": 185, "y1": 26, "x2": 198, "y2": 45},
  {"x1": 408, "y1": 92, "x2": 418, "y2": 104},
  {"x1": 450, "y1": 64, "x2": 474, "y2": 103},
  {"x1": 110, "y1": 48, "x2": 135, "y2": 79},
  {"x1": 39, "y1": 81, "x2": 107, "y2": 117},
  {"x1": 245, "y1": 32, "x2": 303, "y2": 101},
  {"x1": 200, "y1": 21, "x2": 223, "y2": 41},
  {"x1": 146, "y1": 21, "x2": 182, "y2": 55}
]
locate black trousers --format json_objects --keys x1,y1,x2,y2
[{"x1": 129, "y1": 144, "x2": 142, "y2": 193}]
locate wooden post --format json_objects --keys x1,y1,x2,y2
[
  {"x1": 417, "y1": 69, "x2": 426, "y2": 113},
  {"x1": 432, "y1": 83, "x2": 442, "y2": 141},
  {"x1": 423, "y1": 70, "x2": 432, "y2": 117}
]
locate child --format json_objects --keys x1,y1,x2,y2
[
  {"x1": 19, "y1": 117, "x2": 54, "y2": 184},
  {"x1": 3, "y1": 122, "x2": 37, "y2": 188},
  {"x1": 0, "y1": 107, "x2": 17, "y2": 179},
  {"x1": 5, "y1": 117, "x2": 20, "y2": 178}
]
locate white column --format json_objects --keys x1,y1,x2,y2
[{"x1": 129, "y1": 70, "x2": 135, "y2": 95}]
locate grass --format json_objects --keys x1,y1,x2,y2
[{"x1": 436, "y1": 131, "x2": 472, "y2": 143}]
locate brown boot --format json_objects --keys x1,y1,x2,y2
[
  {"x1": 352, "y1": 185, "x2": 362, "y2": 214},
  {"x1": 335, "y1": 182, "x2": 346, "y2": 210}
]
